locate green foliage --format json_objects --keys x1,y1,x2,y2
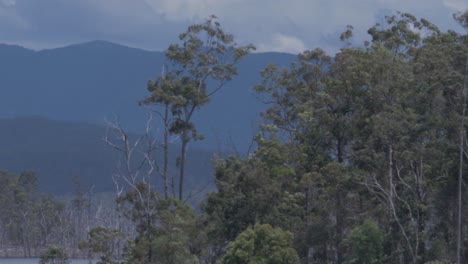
[
  {"x1": 103, "y1": 13, "x2": 468, "y2": 263},
  {"x1": 119, "y1": 185, "x2": 199, "y2": 264},
  {"x1": 202, "y1": 144, "x2": 303, "y2": 250},
  {"x1": 39, "y1": 246, "x2": 69, "y2": 264},
  {"x1": 79, "y1": 226, "x2": 121, "y2": 264},
  {"x1": 219, "y1": 224, "x2": 300, "y2": 264},
  {"x1": 147, "y1": 199, "x2": 199, "y2": 264},
  {"x1": 348, "y1": 220, "x2": 384, "y2": 264},
  {"x1": 0, "y1": 170, "x2": 64, "y2": 258},
  {"x1": 142, "y1": 15, "x2": 255, "y2": 200}
]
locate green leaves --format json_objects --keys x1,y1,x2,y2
[
  {"x1": 219, "y1": 224, "x2": 300, "y2": 264},
  {"x1": 349, "y1": 220, "x2": 384, "y2": 264},
  {"x1": 79, "y1": 226, "x2": 121, "y2": 264},
  {"x1": 39, "y1": 246, "x2": 69, "y2": 264},
  {"x1": 119, "y1": 186, "x2": 200, "y2": 264},
  {"x1": 142, "y1": 16, "x2": 254, "y2": 200}
]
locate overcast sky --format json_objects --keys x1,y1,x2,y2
[{"x1": 0, "y1": 0, "x2": 467, "y2": 54}]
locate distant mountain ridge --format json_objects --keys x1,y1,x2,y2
[
  {"x1": 0, "y1": 40, "x2": 296, "y2": 152},
  {"x1": 0, "y1": 41, "x2": 297, "y2": 194}
]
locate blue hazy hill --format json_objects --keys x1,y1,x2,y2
[
  {"x1": 0, "y1": 116, "x2": 215, "y2": 194},
  {"x1": 0, "y1": 41, "x2": 296, "y2": 152}
]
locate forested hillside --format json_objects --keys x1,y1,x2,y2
[
  {"x1": 0, "y1": 116, "x2": 214, "y2": 194},
  {"x1": 2, "y1": 11, "x2": 468, "y2": 264}
]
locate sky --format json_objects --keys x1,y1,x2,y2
[{"x1": 0, "y1": 0, "x2": 467, "y2": 54}]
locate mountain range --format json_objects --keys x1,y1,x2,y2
[
  {"x1": 0, "y1": 41, "x2": 296, "y2": 194},
  {"x1": 0, "y1": 40, "x2": 296, "y2": 151}
]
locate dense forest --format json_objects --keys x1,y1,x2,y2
[{"x1": 2, "y1": 10, "x2": 468, "y2": 264}]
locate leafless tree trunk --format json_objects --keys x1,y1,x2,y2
[
  {"x1": 105, "y1": 114, "x2": 161, "y2": 260},
  {"x1": 364, "y1": 144, "x2": 417, "y2": 264}
]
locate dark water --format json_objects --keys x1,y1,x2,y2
[{"x1": 0, "y1": 259, "x2": 96, "y2": 264}]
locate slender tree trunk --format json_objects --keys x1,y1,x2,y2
[
  {"x1": 179, "y1": 136, "x2": 188, "y2": 201},
  {"x1": 178, "y1": 105, "x2": 197, "y2": 201},
  {"x1": 388, "y1": 145, "x2": 417, "y2": 263},
  {"x1": 163, "y1": 105, "x2": 170, "y2": 200},
  {"x1": 22, "y1": 220, "x2": 31, "y2": 258},
  {"x1": 305, "y1": 184, "x2": 314, "y2": 264},
  {"x1": 457, "y1": 58, "x2": 468, "y2": 264},
  {"x1": 389, "y1": 145, "x2": 394, "y2": 203},
  {"x1": 335, "y1": 192, "x2": 343, "y2": 264},
  {"x1": 336, "y1": 137, "x2": 344, "y2": 264},
  {"x1": 416, "y1": 158, "x2": 426, "y2": 264},
  {"x1": 147, "y1": 216, "x2": 153, "y2": 263},
  {"x1": 458, "y1": 125, "x2": 464, "y2": 264}
]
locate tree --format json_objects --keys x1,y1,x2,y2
[
  {"x1": 119, "y1": 189, "x2": 199, "y2": 264},
  {"x1": 453, "y1": 10, "x2": 468, "y2": 264},
  {"x1": 349, "y1": 220, "x2": 384, "y2": 264},
  {"x1": 39, "y1": 246, "x2": 69, "y2": 264},
  {"x1": 219, "y1": 224, "x2": 300, "y2": 264},
  {"x1": 202, "y1": 139, "x2": 304, "y2": 261},
  {"x1": 142, "y1": 15, "x2": 255, "y2": 201},
  {"x1": 79, "y1": 226, "x2": 121, "y2": 264},
  {"x1": 254, "y1": 47, "x2": 363, "y2": 263}
]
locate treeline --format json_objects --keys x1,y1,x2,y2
[
  {"x1": 201, "y1": 12, "x2": 468, "y2": 264},
  {"x1": 0, "y1": 170, "x2": 63, "y2": 258},
  {"x1": 0, "y1": 170, "x2": 132, "y2": 259},
  {"x1": 3, "y1": 10, "x2": 468, "y2": 264},
  {"x1": 116, "y1": 12, "x2": 467, "y2": 264}
]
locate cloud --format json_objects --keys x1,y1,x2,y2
[
  {"x1": 143, "y1": 0, "x2": 252, "y2": 22},
  {"x1": 145, "y1": 0, "x2": 209, "y2": 21},
  {"x1": 257, "y1": 34, "x2": 307, "y2": 54},
  {"x1": 443, "y1": 0, "x2": 468, "y2": 11},
  {"x1": 0, "y1": 0, "x2": 182, "y2": 50},
  {"x1": 0, "y1": 0, "x2": 463, "y2": 53},
  {"x1": 1, "y1": 0, "x2": 16, "y2": 7},
  {"x1": 0, "y1": 1, "x2": 28, "y2": 33}
]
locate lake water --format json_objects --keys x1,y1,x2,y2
[{"x1": 0, "y1": 259, "x2": 96, "y2": 264}]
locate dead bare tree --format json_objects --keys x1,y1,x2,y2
[
  {"x1": 104, "y1": 113, "x2": 161, "y2": 260},
  {"x1": 105, "y1": 114, "x2": 158, "y2": 188},
  {"x1": 363, "y1": 149, "x2": 427, "y2": 264}
]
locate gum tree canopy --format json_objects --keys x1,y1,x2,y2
[{"x1": 142, "y1": 15, "x2": 255, "y2": 201}]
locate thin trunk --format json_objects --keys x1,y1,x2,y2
[
  {"x1": 416, "y1": 158, "x2": 426, "y2": 264},
  {"x1": 335, "y1": 192, "x2": 343, "y2": 264},
  {"x1": 337, "y1": 137, "x2": 344, "y2": 163},
  {"x1": 22, "y1": 220, "x2": 30, "y2": 258},
  {"x1": 457, "y1": 58, "x2": 468, "y2": 264},
  {"x1": 147, "y1": 216, "x2": 152, "y2": 262},
  {"x1": 163, "y1": 105, "x2": 170, "y2": 200},
  {"x1": 389, "y1": 145, "x2": 394, "y2": 203},
  {"x1": 458, "y1": 126, "x2": 464, "y2": 264},
  {"x1": 306, "y1": 184, "x2": 313, "y2": 263},
  {"x1": 336, "y1": 137, "x2": 344, "y2": 264},
  {"x1": 178, "y1": 136, "x2": 188, "y2": 201},
  {"x1": 178, "y1": 105, "x2": 197, "y2": 201},
  {"x1": 388, "y1": 145, "x2": 417, "y2": 263}
]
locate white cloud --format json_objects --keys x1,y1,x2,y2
[
  {"x1": 139, "y1": 0, "x2": 459, "y2": 53},
  {"x1": 443, "y1": 0, "x2": 468, "y2": 11},
  {"x1": 0, "y1": 0, "x2": 28, "y2": 31},
  {"x1": 0, "y1": 0, "x2": 463, "y2": 53},
  {"x1": 144, "y1": 0, "x2": 223, "y2": 21},
  {"x1": 257, "y1": 34, "x2": 307, "y2": 54},
  {"x1": 1, "y1": 0, "x2": 16, "y2": 7}
]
